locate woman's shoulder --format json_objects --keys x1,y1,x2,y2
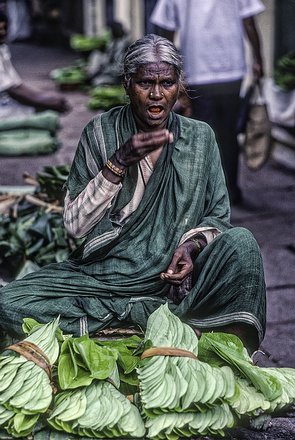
[
  {"x1": 177, "y1": 114, "x2": 215, "y2": 141},
  {"x1": 88, "y1": 106, "x2": 123, "y2": 125}
]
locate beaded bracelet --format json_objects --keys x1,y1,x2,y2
[{"x1": 105, "y1": 159, "x2": 125, "y2": 177}]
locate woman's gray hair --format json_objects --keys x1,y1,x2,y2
[{"x1": 123, "y1": 34, "x2": 185, "y2": 89}]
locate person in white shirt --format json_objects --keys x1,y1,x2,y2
[{"x1": 150, "y1": 0, "x2": 265, "y2": 205}]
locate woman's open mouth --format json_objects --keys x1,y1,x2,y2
[{"x1": 148, "y1": 105, "x2": 164, "y2": 118}]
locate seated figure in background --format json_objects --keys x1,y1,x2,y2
[
  {"x1": 86, "y1": 21, "x2": 131, "y2": 87},
  {"x1": 0, "y1": 10, "x2": 69, "y2": 119},
  {"x1": 0, "y1": 10, "x2": 70, "y2": 155}
]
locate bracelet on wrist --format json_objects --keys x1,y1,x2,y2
[
  {"x1": 190, "y1": 238, "x2": 202, "y2": 253},
  {"x1": 190, "y1": 238, "x2": 207, "y2": 253},
  {"x1": 105, "y1": 159, "x2": 125, "y2": 177}
]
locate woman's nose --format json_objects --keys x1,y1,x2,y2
[{"x1": 149, "y1": 85, "x2": 163, "y2": 99}]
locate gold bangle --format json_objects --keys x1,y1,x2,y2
[{"x1": 105, "y1": 159, "x2": 125, "y2": 177}]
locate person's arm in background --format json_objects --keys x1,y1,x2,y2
[
  {"x1": 0, "y1": 10, "x2": 70, "y2": 113},
  {"x1": 243, "y1": 16, "x2": 264, "y2": 79},
  {"x1": 8, "y1": 83, "x2": 70, "y2": 113}
]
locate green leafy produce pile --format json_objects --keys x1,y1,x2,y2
[
  {"x1": 70, "y1": 32, "x2": 110, "y2": 52},
  {"x1": 0, "y1": 318, "x2": 60, "y2": 438},
  {"x1": 274, "y1": 51, "x2": 295, "y2": 91},
  {"x1": 0, "y1": 165, "x2": 82, "y2": 280},
  {"x1": 1, "y1": 305, "x2": 295, "y2": 438},
  {"x1": 0, "y1": 319, "x2": 145, "y2": 438},
  {"x1": 140, "y1": 305, "x2": 295, "y2": 438},
  {"x1": 48, "y1": 380, "x2": 145, "y2": 438},
  {"x1": 35, "y1": 165, "x2": 70, "y2": 203},
  {"x1": 50, "y1": 61, "x2": 87, "y2": 86},
  {"x1": 87, "y1": 85, "x2": 128, "y2": 111}
]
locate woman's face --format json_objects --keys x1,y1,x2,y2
[{"x1": 126, "y1": 62, "x2": 179, "y2": 132}]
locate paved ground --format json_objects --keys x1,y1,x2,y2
[{"x1": 1, "y1": 41, "x2": 295, "y2": 439}]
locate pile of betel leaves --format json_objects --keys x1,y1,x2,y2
[
  {"x1": 0, "y1": 165, "x2": 82, "y2": 281},
  {"x1": 1, "y1": 304, "x2": 295, "y2": 439},
  {"x1": 87, "y1": 85, "x2": 128, "y2": 111},
  {"x1": 70, "y1": 32, "x2": 111, "y2": 53},
  {"x1": 50, "y1": 31, "x2": 127, "y2": 110}
]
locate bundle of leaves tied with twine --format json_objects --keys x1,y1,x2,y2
[
  {"x1": 2, "y1": 306, "x2": 295, "y2": 438},
  {"x1": 0, "y1": 318, "x2": 60, "y2": 438}
]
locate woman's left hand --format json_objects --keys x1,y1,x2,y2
[{"x1": 160, "y1": 241, "x2": 197, "y2": 285}]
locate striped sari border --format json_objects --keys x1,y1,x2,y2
[{"x1": 186, "y1": 312, "x2": 264, "y2": 344}]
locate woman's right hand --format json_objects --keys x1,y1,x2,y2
[{"x1": 115, "y1": 129, "x2": 173, "y2": 167}]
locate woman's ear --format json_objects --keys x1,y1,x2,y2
[{"x1": 123, "y1": 78, "x2": 131, "y2": 95}]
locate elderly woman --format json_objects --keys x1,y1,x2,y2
[{"x1": 0, "y1": 34, "x2": 266, "y2": 353}]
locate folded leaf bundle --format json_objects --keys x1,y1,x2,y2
[
  {"x1": 57, "y1": 333, "x2": 142, "y2": 394},
  {"x1": 138, "y1": 304, "x2": 295, "y2": 438},
  {"x1": 0, "y1": 318, "x2": 60, "y2": 437},
  {"x1": 48, "y1": 380, "x2": 145, "y2": 438},
  {"x1": 138, "y1": 304, "x2": 236, "y2": 438}
]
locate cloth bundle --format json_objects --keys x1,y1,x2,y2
[{"x1": 237, "y1": 80, "x2": 272, "y2": 170}]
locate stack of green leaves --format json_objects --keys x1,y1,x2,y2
[
  {"x1": 47, "y1": 332, "x2": 145, "y2": 437},
  {"x1": 70, "y1": 32, "x2": 110, "y2": 52},
  {"x1": 265, "y1": 368, "x2": 295, "y2": 411},
  {"x1": 87, "y1": 85, "x2": 128, "y2": 111},
  {"x1": 3, "y1": 307, "x2": 295, "y2": 439},
  {"x1": 48, "y1": 380, "x2": 145, "y2": 438},
  {"x1": 0, "y1": 318, "x2": 60, "y2": 438},
  {"x1": 138, "y1": 304, "x2": 236, "y2": 438},
  {"x1": 50, "y1": 62, "x2": 87, "y2": 86},
  {"x1": 199, "y1": 332, "x2": 295, "y2": 417},
  {"x1": 0, "y1": 111, "x2": 60, "y2": 157},
  {"x1": 274, "y1": 51, "x2": 295, "y2": 91},
  {"x1": 145, "y1": 403, "x2": 235, "y2": 439},
  {"x1": 35, "y1": 165, "x2": 70, "y2": 203},
  {"x1": 57, "y1": 333, "x2": 142, "y2": 394},
  {"x1": 139, "y1": 304, "x2": 295, "y2": 439}
]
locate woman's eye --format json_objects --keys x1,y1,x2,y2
[
  {"x1": 138, "y1": 81, "x2": 152, "y2": 87},
  {"x1": 162, "y1": 81, "x2": 174, "y2": 87}
]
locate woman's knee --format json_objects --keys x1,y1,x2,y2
[
  {"x1": 216, "y1": 227, "x2": 265, "y2": 286},
  {"x1": 222, "y1": 227, "x2": 261, "y2": 256}
]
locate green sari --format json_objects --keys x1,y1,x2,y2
[{"x1": 0, "y1": 105, "x2": 266, "y2": 343}]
